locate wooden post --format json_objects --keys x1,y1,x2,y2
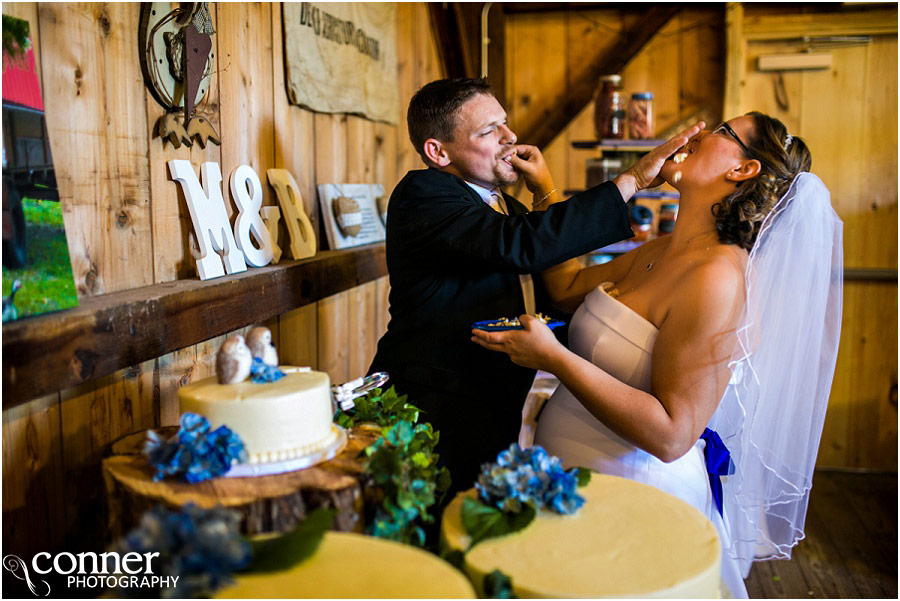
[{"x1": 723, "y1": 2, "x2": 745, "y2": 118}]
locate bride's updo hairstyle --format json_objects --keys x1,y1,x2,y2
[{"x1": 713, "y1": 112, "x2": 812, "y2": 250}]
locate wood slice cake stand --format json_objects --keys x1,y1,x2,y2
[{"x1": 102, "y1": 424, "x2": 381, "y2": 543}]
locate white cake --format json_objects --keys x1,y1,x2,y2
[
  {"x1": 178, "y1": 367, "x2": 336, "y2": 464},
  {"x1": 441, "y1": 474, "x2": 722, "y2": 598},
  {"x1": 217, "y1": 532, "x2": 476, "y2": 599}
]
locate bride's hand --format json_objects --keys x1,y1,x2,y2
[{"x1": 471, "y1": 314, "x2": 565, "y2": 370}]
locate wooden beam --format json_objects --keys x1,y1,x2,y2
[
  {"x1": 428, "y1": 3, "x2": 469, "y2": 79},
  {"x1": 486, "y1": 2, "x2": 506, "y2": 106},
  {"x1": 723, "y1": 2, "x2": 745, "y2": 118},
  {"x1": 521, "y1": 4, "x2": 682, "y2": 149},
  {"x1": 501, "y1": 3, "x2": 651, "y2": 15},
  {"x1": 742, "y1": 7, "x2": 897, "y2": 40},
  {"x1": 2, "y1": 245, "x2": 387, "y2": 407}
]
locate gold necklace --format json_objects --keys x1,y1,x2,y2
[{"x1": 645, "y1": 231, "x2": 716, "y2": 271}]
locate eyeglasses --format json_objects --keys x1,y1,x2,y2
[{"x1": 712, "y1": 122, "x2": 752, "y2": 156}]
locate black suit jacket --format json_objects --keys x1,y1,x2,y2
[{"x1": 369, "y1": 168, "x2": 632, "y2": 490}]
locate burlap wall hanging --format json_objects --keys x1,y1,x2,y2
[{"x1": 282, "y1": 3, "x2": 398, "y2": 124}]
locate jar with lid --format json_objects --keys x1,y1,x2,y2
[
  {"x1": 585, "y1": 157, "x2": 622, "y2": 188},
  {"x1": 630, "y1": 204, "x2": 654, "y2": 242},
  {"x1": 628, "y1": 92, "x2": 654, "y2": 140},
  {"x1": 594, "y1": 74, "x2": 625, "y2": 140},
  {"x1": 658, "y1": 203, "x2": 679, "y2": 236}
]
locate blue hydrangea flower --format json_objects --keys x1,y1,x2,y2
[
  {"x1": 475, "y1": 443, "x2": 585, "y2": 515},
  {"x1": 250, "y1": 357, "x2": 285, "y2": 383},
  {"x1": 144, "y1": 413, "x2": 247, "y2": 483},
  {"x1": 111, "y1": 503, "x2": 251, "y2": 598}
]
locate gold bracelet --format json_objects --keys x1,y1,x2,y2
[{"x1": 536, "y1": 188, "x2": 558, "y2": 205}]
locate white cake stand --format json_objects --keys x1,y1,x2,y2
[{"x1": 223, "y1": 424, "x2": 348, "y2": 478}]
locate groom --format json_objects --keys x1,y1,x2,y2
[{"x1": 369, "y1": 77, "x2": 642, "y2": 492}]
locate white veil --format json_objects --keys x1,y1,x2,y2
[{"x1": 708, "y1": 172, "x2": 843, "y2": 575}]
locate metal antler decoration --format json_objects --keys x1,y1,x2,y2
[{"x1": 139, "y1": 2, "x2": 220, "y2": 149}]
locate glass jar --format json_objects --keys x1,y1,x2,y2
[
  {"x1": 594, "y1": 75, "x2": 625, "y2": 140},
  {"x1": 585, "y1": 157, "x2": 622, "y2": 188},
  {"x1": 630, "y1": 204, "x2": 654, "y2": 242},
  {"x1": 628, "y1": 92, "x2": 654, "y2": 140},
  {"x1": 658, "y1": 203, "x2": 679, "y2": 236}
]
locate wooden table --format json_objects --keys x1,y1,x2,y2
[{"x1": 102, "y1": 424, "x2": 381, "y2": 543}]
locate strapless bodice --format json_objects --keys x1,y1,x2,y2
[{"x1": 566, "y1": 282, "x2": 658, "y2": 390}]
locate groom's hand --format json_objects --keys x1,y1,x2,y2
[
  {"x1": 471, "y1": 315, "x2": 564, "y2": 370},
  {"x1": 613, "y1": 121, "x2": 705, "y2": 200},
  {"x1": 508, "y1": 144, "x2": 556, "y2": 198}
]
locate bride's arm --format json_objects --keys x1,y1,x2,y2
[
  {"x1": 473, "y1": 259, "x2": 744, "y2": 462},
  {"x1": 540, "y1": 238, "x2": 663, "y2": 313}
]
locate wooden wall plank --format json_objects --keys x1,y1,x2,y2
[
  {"x1": 217, "y1": 3, "x2": 276, "y2": 215},
  {"x1": 58, "y1": 358, "x2": 156, "y2": 551},
  {"x1": 680, "y1": 7, "x2": 725, "y2": 121},
  {"x1": 346, "y1": 116, "x2": 379, "y2": 378},
  {"x1": 156, "y1": 348, "x2": 196, "y2": 427},
  {"x1": 314, "y1": 113, "x2": 351, "y2": 383},
  {"x1": 1, "y1": 394, "x2": 64, "y2": 559},
  {"x1": 858, "y1": 37, "x2": 899, "y2": 270},
  {"x1": 279, "y1": 305, "x2": 318, "y2": 369},
  {"x1": 38, "y1": 3, "x2": 154, "y2": 296},
  {"x1": 271, "y1": 3, "x2": 320, "y2": 239},
  {"x1": 1, "y1": 3, "x2": 67, "y2": 563},
  {"x1": 723, "y1": 2, "x2": 745, "y2": 119},
  {"x1": 394, "y1": 3, "x2": 419, "y2": 176},
  {"x1": 148, "y1": 4, "x2": 222, "y2": 283},
  {"x1": 270, "y1": 2, "x2": 319, "y2": 375}
]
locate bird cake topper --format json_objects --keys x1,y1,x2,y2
[{"x1": 139, "y1": 2, "x2": 219, "y2": 149}]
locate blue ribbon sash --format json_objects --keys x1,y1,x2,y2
[{"x1": 700, "y1": 428, "x2": 734, "y2": 517}]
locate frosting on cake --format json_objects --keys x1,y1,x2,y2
[
  {"x1": 178, "y1": 367, "x2": 335, "y2": 464},
  {"x1": 217, "y1": 531, "x2": 475, "y2": 598},
  {"x1": 441, "y1": 474, "x2": 721, "y2": 598}
]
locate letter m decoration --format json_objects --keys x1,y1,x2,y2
[{"x1": 168, "y1": 160, "x2": 248, "y2": 280}]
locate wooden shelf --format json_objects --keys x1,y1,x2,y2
[
  {"x1": 2, "y1": 244, "x2": 387, "y2": 408},
  {"x1": 572, "y1": 139, "x2": 665, "y2": 151}
]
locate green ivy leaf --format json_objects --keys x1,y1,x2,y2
[
  {"x1": 460, "y1": 498, "x2": 536, "y2": 548},
  {"x1": 574, "y1": 467, "x2": 593, "y2": 488},
  {"x1": 245, "y1": 508, "x2": 335, "y2": 573}
]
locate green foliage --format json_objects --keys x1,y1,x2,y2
[
  {"x1": 483, "y1": 570, "x2": 517, "y2": 599},
  {"x1": 2, "y1": 15, "x2": 31, "y2": 62},
  {"x1": 334, "y1": 386, "x2": 421, "y2": 429},
  {"x1": 22, "y1": 198, "x2": 65, "y2": 227},
  {"x1": 460, "y1": 497, "x2": 536, "y2": 549},
  {"x1": 364, "y1": 420, "x2": 450, "y2": 547},
  {"x1": 2, "y1": 199, "x2": 78, "y2": 319},
  {"x1": 245, "y1": 508, "x2": 335, "y2": 573},
  {"x1": 575, "y1": 466, "x2": 593, "y2": 488}
]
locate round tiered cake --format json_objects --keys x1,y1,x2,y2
[
  {"x1": 178, "y1": 366, "x2": 337, "y2": 465},
  {"x1": 441, "y1": 474, "x2": 722, "y2": 598},
  {"x1": 217, "y1": 532, "x2": 476, "y2": 598}
]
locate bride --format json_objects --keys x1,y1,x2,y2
[{"x1": 472, "y1": 112, "x2": 843, "y2": 598}]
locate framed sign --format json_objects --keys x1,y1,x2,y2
[
  {"x1": 317, "y1": 183, "x2": 385, "y2": 250},
  {"x1": 282, "y1": 3, "x2": 398, "y2": 124}
]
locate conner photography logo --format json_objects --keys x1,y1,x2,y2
[{"x1": 2, "y1": 551, "x2": 179, "y2": 596}]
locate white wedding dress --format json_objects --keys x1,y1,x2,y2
[{"x1": 534, "y1": 282, "x2": 748, "y2": 598}]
